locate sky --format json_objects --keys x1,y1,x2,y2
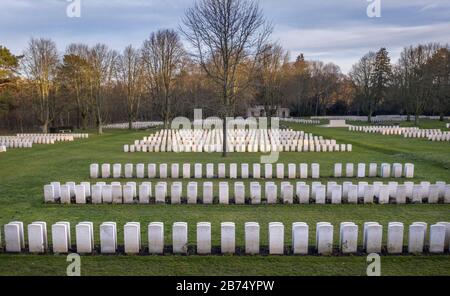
[{"x1": 1, "y1": 0, "x2": 449, "y2": 73}]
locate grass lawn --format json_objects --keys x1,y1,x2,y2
[{"x1": 0, "y1": 119, "x2": 449, "y2": 276}]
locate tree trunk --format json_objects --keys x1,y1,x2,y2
[{"x1": 222, "y1": 113, "x2": 227, "y2": 157}]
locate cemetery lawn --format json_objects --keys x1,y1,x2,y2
[{"x1": 0, "y1": 119, "x2": 449, "y2": 276}]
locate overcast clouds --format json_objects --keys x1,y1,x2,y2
[{"x1": 1, "y1": 0, "x2": 449, "y2": 73}]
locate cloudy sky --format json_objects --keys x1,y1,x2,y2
[{"x1": 1, "y1": 0, "x2": 449, "y2": 73}]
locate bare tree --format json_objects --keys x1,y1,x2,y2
[
  {"x1": 254, "y1": 43, "x2": 288, "y2": 120},
  {"x1": 88, "y1": 44, "x2": 117, "y2": 134},
  {"x1": 142, "y1": 29, "x2": 185, "y2": 128},
  {"x1": 349, "y1": 52, "x2": 376, "y2": 122},
  {"x1": 22, "y1": 38, "x2": 59, "y2": 132},
  {"x1": 117, "y1": 45, "x2": 144, "y2": 129},
  {"x1": 181, "y1": 0, "x2": 272, "y2": 156}
]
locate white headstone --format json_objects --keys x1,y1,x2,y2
[
  {"x1": 187, "y1": 182, "x2": 198, "y2": 204},
  {"x1": 404, "y1": 163, "x2": 414, "y2": 178},
  {"x1": 340, "y1": 223, "x2": 358, "y2": 254},
  {"x1": 194, "y1": 163, "x2": 203, "y2": 179},
  {"x1": 334, "y1": 163, "x2": 342, "y2": 178},
  {"x1": 297, "y1": 184, "x2": 310, "y2": 204},
  {"x1": 265, "y1": 182, "x2": 277, "y2": 204},
  {"x1": 276, "y1": 164, "x2": 285, "y2": 179},
  {"x1": 245, "y1": 222, "x2": 260, "y2": 254},
  {"x1": 4, "y1": 223, "x2": 22, "y2": 252},
  {"x1": 311, "y1": 163, "x2": 320, "y2": 179},
  {"x1": 392, "y1": 163, "x2": 402, "y2": 178},
  {"x1": 219, "y1": 182, "x2": 229, "y2": 204},
  {"x1": 155, "y1": 182, "x2": 167, "y2": 204},
  {"x1": 136, "y1": 164, "x2": 145, "y2": 179},
  {"x1": 387, "y1": 222, "x2": 404, "y2": 254},
  {"x1": 218, "y1": 163, "x2": 226, "y2": 178},
  {"x1": 202, "y1": 182, "x2": 213, "y2": 204},
  {"x1": 429, "y1": 224, "x2": 446, "y2": 254},
  {"x1": 112, "y1": 184, "x2": 122, "y2": 204},
  {"x1": 316, "y1": 223, "x2": 333, "y2": 255},
  {"x1": 148, "y1": 164, "x2": 156, "y2": 178},
  {"x1": 90, "y1": 164, "x2": 99, "y2": 179},
  {"x1": 159, "y1": 164, "x2": 168, "y2": 178},
  {"x1": 347, "y1": 184, "x2": 358, "y2": 204},
  {"x1": 315, "y1": 185, "x2": 326, "y2": 204},
  {"x1": 241, "y1": 163, "x2": 249, "y2": 179},
  {"x1": 253, "y1": 163, "x2": 261, "y2": 179},
  {"x1": 206, "y1": 163, "x2": 214, "y2": 178},
  {"x1": 196, "y1": 222, "x2": 211, "y2": 255},
  {"x1": 234, "y1": 182, "x2": 245, "y2": 205},
  {"x1": 44, "y1": 184, "x2": 55, "y2": 203},
  {"x1": 101, "y1": 164, "x2": 111, "y2": 178},
  {"x1": 369, "y1": 163, "x2": 377, "y2": 177},
  {"x1": 52, "y1": 222, "x2": 70, "y2": 253},
  {"x1": 26, "y1": 223, "x2": 45, "y2": 252},
  {"x1": 148, "y1": 222, "x2": 164, "y2": 254},
  {"x1": 346, "y1": 163, "x2": 354, "y2": 178},
  {"x1": 100, "y1": 222, "x2": 117, "y2": 254},
  {"x1": 380, "y1": 163, "x2": 391, "y2": 178},
  {"x1": 288, "y1": 164, "x2": 296, "y2": 179},
  {"x1": 139, "y1": 183, "x2": 151, "y2": 204},
  {"x1": 75, "y1": 184, "x2": 86, "y2": 204},
  {"x1": 172, "y1": 222, "x2": 188, "y2": 254},
  {"x1": 182, "y1": 164, "x2": 191, "y2": 179},
  {"x1": 76, "y1": 222, "x2": 93, "y2": 253},
  {"x1": 264, "y1": 164, "x2": 273, "y2": 179},
  {"x1": 357, "y1": 163, "x2": 366, "y2": 178},
  {"x1": 229, "y1": 163, "x2": 237, "y2": 179},
  {"x1": 331, "y1": 185, "x2": 342, "y2": 204},
  {"x1": 269, "y1": 222, "x2": 284, "y2": 255},
  {"x1": 113, "y1": 164, "x2": 122, "y2": 178},
  {"x1": 299, "y1": 163, "x2": 308, "y2": 179},
  {"x1": 408, "y1": 224, "x2": 425, "y2": 254},
  {"x1": 221, "y1": 222, "x2": 235, "y2": 254},
  {"x1": 365, "y1": 224, "x2": 382, "y2": 253},
  {"x1": 250, "y1": 182, "x2": 261, "y2": 204},
  {"x1": 292, "y1": 222, "x2": 309, "y2": 255},
  {"x1": 124, "y1": 164, "x2": 133, "y2": 178},
  {"x1": 124, "y1": 222, "x2": 141, "y2": 254}
]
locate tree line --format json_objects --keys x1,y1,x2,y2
[{"x1": 1, "y1": 0, "x2": 449, "y2": 134}]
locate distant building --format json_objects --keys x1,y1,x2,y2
[{"x1": 246, "y1": 106, "x2": 291, "y2": 118}]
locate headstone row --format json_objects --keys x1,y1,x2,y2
[
  {"x1": 334, "y1": 163, "x2": 414, "y2": 178},
  {"x1": 91, "y1": 163, "x2": 334, "y2": 180},
  {"x1": 2, "y1": 221, "x2": 449, "y2": 255},
  {"x1": 103, "y1": 122, "x2": 163, "y2": 129},
  {"x1": 349, "y1": 125, "x2": 449, "y2": 140},
  {"x1": 312, "y1": 115, "x2": 450, "y2": 122},
  {"x1": 124, "y1": 128, "x2": 350, "y2": 153},
  {"x1": 282, "y1": 118, "x2": 321, "y2": 125},
  {"x1": 91, "y1": 162, "x2": 414, "y2": 180},
  {"x1": 43, "y1": 180, "x2": 450, "y2": 205}
]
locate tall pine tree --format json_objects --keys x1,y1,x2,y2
[{"x1": 369, "y1": 48, "x2": 392, "y2": 122}]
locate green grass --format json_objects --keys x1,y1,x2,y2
[{"x1": 0, "y1": 119, "x2": 449, "y2": 276}]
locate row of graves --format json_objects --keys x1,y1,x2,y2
[
  {"x1": 88, "y1": 162, "x2": 415, "y2": 180},
  {"x1": 1, "y1": 220, "x2": 449, "y2": 255},
  {"x1": 43, "y1": 179, "x2": 450, "y2": 205},
  {"x1": 349, "y1": 126, "x2": 450, "y2": 141},
  {"x1": 103, "y1": 121, "x2": 163, "y2": 129},
  {"x1": 0, "y1": 133, "x2": 89, "y2": 150},
  {"x1": 313, "y1": 115, "x2": 450, "y2": 124},
  {"x1": 124, "y1": 129, "x2": 352, "y2": 153},
  {"x1": 281, "y1": 118, "x2": 321, "y2": 125}
]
